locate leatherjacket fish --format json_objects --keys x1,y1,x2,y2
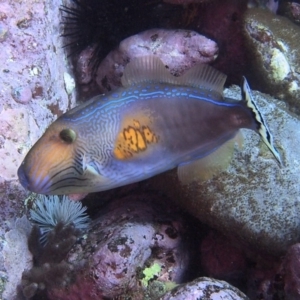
[{"x1": 18, "y1": 56, "x2": 281, "y2": 195}]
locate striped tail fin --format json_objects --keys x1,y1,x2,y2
[{"x1": 241, "y1": 77, "x2": 282, "y2": 165}]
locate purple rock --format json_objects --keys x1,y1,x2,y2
[
  {"x1": 0, "y1": 25, "x2": 8, "y2": 42},
  {"x1": 290, "y1": 2, "x2": 300, "y2": 23},
  {"x1": 76, "y1": 28, "x2": 218, "y2": 94},
  {"x1": 47, "y1": 195, "x2": 190, "y2": 299},
  {"x1": 0, "y1": 0, "x2": 75, "y2": 280},
  {"x1": 11, "y1": 86, "x2": 32, "y2": 104},
  {"x1": 160, "y1": 277, "x2": 248, "y2": 300}
]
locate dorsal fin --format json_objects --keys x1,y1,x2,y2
[
  {"x1": 121, "y1": 56, "x2": 175, "y2": 87},
  {"x1": 176, "y1": 63, "x2": 227, "y2": 95},
  {"x1": 121, "y1": 56, "x2": 227, "y2": 98}
]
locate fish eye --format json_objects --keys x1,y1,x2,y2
[{"x1": 59, "y1": 128, "x2": 77, "y2": 144}]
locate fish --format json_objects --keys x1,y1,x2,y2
[{"x1": 17, "y1": 56, "x2": 281, "y2": 195}]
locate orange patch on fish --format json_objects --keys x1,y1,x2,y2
[
  {"x1": 114, "y1": 117, "x2": 159, "y2": 160},
  {"x1": 143, "y1": 126, "x2": 158, "y2": 143}
]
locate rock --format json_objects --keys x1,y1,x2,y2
[
  {"x1": 11, "y1": 86, "x2": 32, "y2": 104},
  {"x1": 2, "y1": 216, "x2": 33, "y2": 300},
  {"x1": 247, "y1": 243, "x2": 300, "y2": 299},
  {"x1": 147, "y1": 85, "x2": 300, "y2": 257},
  {"x1": 244, "y1": 8, "x2": 300, "y2": 114},
  {"x1": 161, "y1": 277, "x2": 249, "y2": 300},
  {"x1": 248, "y1": 0, "x2": 279, "y2": 13},
  {"x1": 279, "y1": 2, "x2": 300, "y2": 25},
  {"x1": 288, "y1": 2, "x2": 300, "y2": 24},
  {"x1": 0, "y1": 108, "x2": 36, "y2": 182},
  {"x1": 200, "y1": 230, "x2": 247, "y2": 286},
  {"x1": 278, "y1": 243, "x2": 300, "y2": 300},
  {"x1": 179, "y1": 0, "x2": 248, "y2": 84},
  {"x1": 78, "y1": 29, "x2": 218, "y2": 94},
  {"x1": 247, "y1": 265, "x2": 278, "y2": 300},
  {"x1": 45, "y1": 195, "x2": 190, "y2": 299},
  {"x1": 0, "y1": 24, "x2": 8, "y2": 42},
  {"x1": 0, "y1": 0, "x2": 75, "y2": 297}
]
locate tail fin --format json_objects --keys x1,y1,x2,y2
[{"x1": 241, "y1": 77, "x2": 282, "y2": 165}]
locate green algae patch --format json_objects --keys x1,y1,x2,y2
[{"x1": 141, "y1": 263, "x2": 161, "y2": 287}]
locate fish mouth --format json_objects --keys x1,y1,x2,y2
[
  {"x1": 17, "y1": 164, "x2": 30, "y2": 190},
  {"x1": 18, "y1": 163, "x2": 97, "y2": 195},
  {"x1": 17, "y1": 157, "x2": 110, "y2": 194},
  {"x1": 17, "y1": 163, "x2": 52, "y2": 194}
]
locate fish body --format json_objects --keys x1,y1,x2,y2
[{"x1": 18, "y1": 56, "x2": 281, "y2": 194}]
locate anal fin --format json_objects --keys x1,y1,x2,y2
[{"x1": 177, "y1": 133, "x2": 243, "y2": 185}]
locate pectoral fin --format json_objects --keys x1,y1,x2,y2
[{"x1": 177, "y1": 133, "x2": 243, "y2": 184}]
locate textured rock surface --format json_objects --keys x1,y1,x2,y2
[
  {"x1": 247, "y1": 243, "x2": 300, "y2": 299},
  {"x1": 0, "y1": 0, "x2": 75, "y2": 297},
  {"x1": 80, "y1": 29, "x2": 218, "y2": 94},
  {"x1": 200, "y1": 230, "x2": 247, "y2": 285},
  {"x1": 244, "y1": 8, "x2": 300, "y2": 113},
  {"x1": 47, "y1": 195, "x2": 190, "y2": 299},
  {"x1": 161, "y1": 277, "x2": 249, "y2": 300},
  {"x1": 148, "y1": 85, "x2": 300, "y2": 257},
  {"x1": 0, "y1": 0, "x2": 74, "y2": 186},
  {"x1": 277, "y1": 243, "x2": 300, "y2": 300},
  {"x1": 280, "y1": 2, "x2": 300, "y2": 24},
  {"x1": 2, "y1": 216, "x2": 32, "y2": 300}
]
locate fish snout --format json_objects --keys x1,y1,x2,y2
[
  {"x1": 17, "y1": 162, "x2": 51, "y2": 194},
  {"x1": 17, "y1": 163, "x2": 30, "y2": 190}
]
